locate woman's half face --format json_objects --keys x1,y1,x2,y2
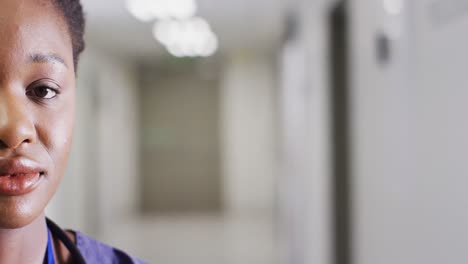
[{"x1": 0, "y1": 0, "x2": 75, "y2": 228}]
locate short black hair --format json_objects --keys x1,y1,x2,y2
[{"x1": 52, "y1": 0, "x2": 86, "y2": 70}]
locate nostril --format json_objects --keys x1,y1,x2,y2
[
  {"x1": 0, "y1": 140, "x2": 7, "y2": 149},
  {"x1": 0, "y1": 137, "x2": 34, "y2": 149}
]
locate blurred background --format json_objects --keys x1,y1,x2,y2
[{"x1": 46, "y1": 0, "x2": 468, "y2": 263}]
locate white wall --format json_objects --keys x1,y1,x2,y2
[
  {"x1": 350, "y1": 0, "x2": 468, "y2": 263},
  {"x1": 47, "y1": 47, "x2": 140, "y2": 236},
  {"x1": 279, "y1": 1, "x2": 334, "y2": 264},
  {"x1": 220, "y1": 51, "x2": 278, "y2": 214}
]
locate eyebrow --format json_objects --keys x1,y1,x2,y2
[{"x1": 28, "y1": 53, "x2": 68, "y2": 68}]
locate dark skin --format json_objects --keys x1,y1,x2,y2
[{"x1": 0, "y1": 0, "x2": 76, "y2": 263}]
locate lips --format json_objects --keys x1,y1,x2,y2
[{"x1": 0, "y1": 158, "x2": 45, "y2": 196}]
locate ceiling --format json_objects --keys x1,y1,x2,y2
[{"x1": 80, "y1": 0, "x2": 289, "y2": 60}]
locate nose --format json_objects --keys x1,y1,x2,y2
[{"x1": 0, "y1": 94, "x2": 36, "y2": 149}]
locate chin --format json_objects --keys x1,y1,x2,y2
[{"x1": 0, "y1": 196, "x2": 48, "y2": 229}]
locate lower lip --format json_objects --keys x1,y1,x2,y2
[{"x1": 0, "y1": 173, "x2": 42, "y2": 196}]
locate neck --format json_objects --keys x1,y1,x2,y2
[{"x1": 0, "y1": 213, "x2": 48, "y2": 264}]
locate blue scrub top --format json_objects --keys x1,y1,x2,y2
[{"x1": 74, "y1": 231, "x2": 146, "y2": 264}]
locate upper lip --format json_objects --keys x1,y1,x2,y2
[{"x1": 0, "y1": 158, "x2": 45, "y2": 176}]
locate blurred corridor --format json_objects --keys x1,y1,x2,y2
[{"x1": 47, "y1": 0, "x2": 468, "y2": 263}]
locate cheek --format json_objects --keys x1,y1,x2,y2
[
  {"x1": 49, "y1": 117, "x2": 73, "y2": 175},
  {"x1": 37, "y1": 96, "x2": 75, "y2": 177}
]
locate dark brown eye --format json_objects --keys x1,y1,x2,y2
[{"x1": 27, "y1": 86, "x2": 58, "y2": 99}]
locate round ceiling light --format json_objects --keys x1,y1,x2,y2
[
  {"x1": 153, "y1": 17, "x2": 219, "y2": 57},
  {"x1": 126, "y1": 0, "x2": 197, "y2": 21}
]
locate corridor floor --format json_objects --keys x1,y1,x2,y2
[{"x1": 100, "y1": 213, "x2": 280, "y2": 264}]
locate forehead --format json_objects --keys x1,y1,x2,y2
[{"x1": 0, "y1": 0, "x2": 73, "y2": 75}]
